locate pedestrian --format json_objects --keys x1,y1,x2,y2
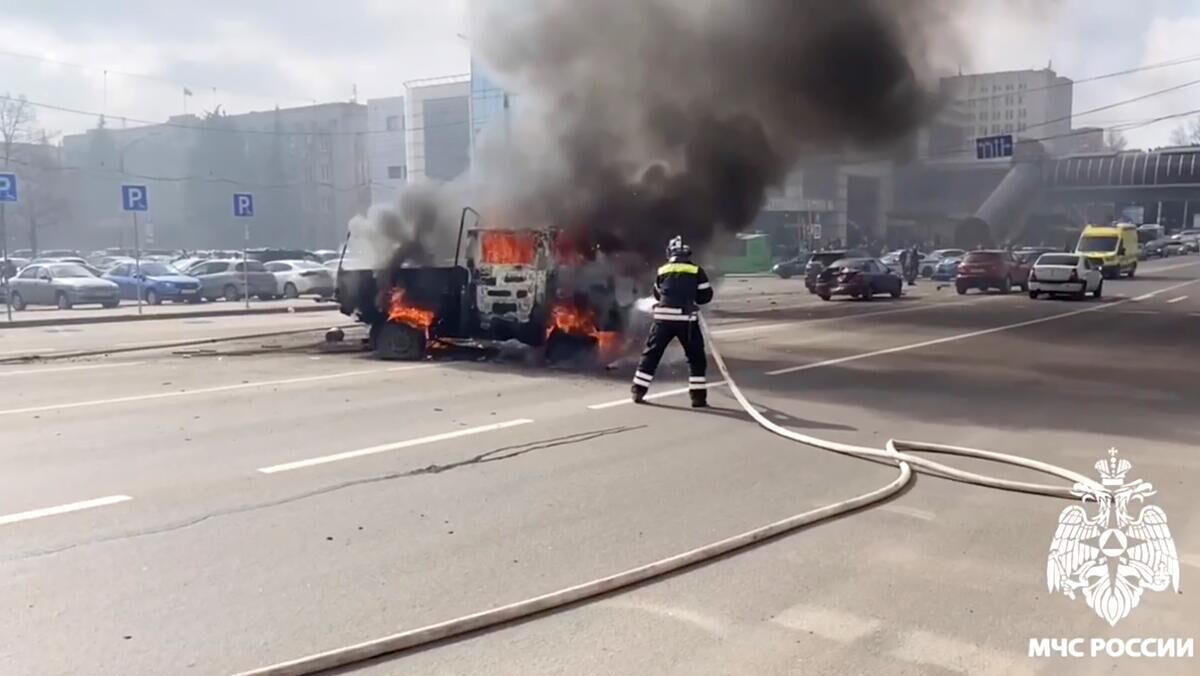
[{"x1": 631, "y1": 236, "x2": 714, "y2": 408}]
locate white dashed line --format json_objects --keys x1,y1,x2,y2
[
  {"x1": 1166, "y1": 295, "x2": 1188, "y2": 304},
  {"x1": 257, "y1": 418, "x2": 536, "y2": 474},
  {"x1": 0, "y1": 363, "x2": 439, "y2": 417},
  {"x1": 587, "y1": 381, "x2": 728, "y2": 410},
  {"x1": 0, "y1": 362, "x2": 146, "y2": 377},
  {"x1": 772, "y1": 604, "x2": 880, "y2": 643},
  {"x1": 0, "y1": 495, "x2": 133, "y2": 527},
  {"x1": 767, "y1": 278, "x2": 1199, "y2": 376}
]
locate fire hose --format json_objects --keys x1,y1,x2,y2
[{"x1": 233, "y1": 314, "x2": 1104, "y2": 676}]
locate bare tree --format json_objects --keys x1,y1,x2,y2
[
  {"x1": 0, "y1": 93, "x2": 36, "y2": 167},
  {"x1": 1168, "y1": 115, "x2": 1200, "y2": 146},
  {"x1": 1104, "y1": 129, "x2": 1128, "y2": 152}
]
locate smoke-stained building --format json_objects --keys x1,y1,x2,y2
[{"x1": 404, "y1": 76, "x2": 471, "y2": 183}]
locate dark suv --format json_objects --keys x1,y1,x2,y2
[
  {"x1": 955, "y1": 250, "x2": 1031, "y2": 294},
  {"x1": 804, "y1": 249, "x2": 867, "y2": 293}
]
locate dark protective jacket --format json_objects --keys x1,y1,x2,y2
[{"x1": 651, "y1": 257, "x2": 713, "y2": 321}]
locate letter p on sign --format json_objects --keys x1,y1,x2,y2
[{"x1": 234, "y1": 193, "x2": 255, "y2": 218}]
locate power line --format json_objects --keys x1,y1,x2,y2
[{"x1": 0, "y1": 47, "x2": 317, "y2": 108}]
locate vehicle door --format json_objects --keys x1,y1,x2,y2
[
  {"x1": 12, "y1": 265, "x2": 44, "y2": 304},
  {"x1": 264, "y1": 261, "x2": 290, "y2": 288},
  {"x1": 106, "y1": 263, "x2": 135, "y2": 298},
  {"x1": 1083, "y1": 257, "x2": 1101, "y2": 289},
  {"x1": 860, "y1": 259, "x2": 882, "y2": 292},
  {"x1": 194, "y1": 262, "x2": 224, "y2": 296}
]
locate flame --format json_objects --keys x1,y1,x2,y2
[
  {"x1": 388, "y1": 289, "x2": 435, "y2": 332},
  {"x1": 481, "y1": 230, "x2": 538, "y2": 265},
  {"x1": 546, "y1": 301, "x2": 622, "y2": 360}
]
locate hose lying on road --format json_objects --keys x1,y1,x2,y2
[{"x1": 232, "y1": 315, "x2": 1102, "y2": 676}]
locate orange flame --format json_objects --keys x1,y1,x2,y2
[
  {"x1": 388, "y1": 289, "x2": 435, "y2": 332},
  {"x1": 546, "y1": 301, "x2": 622, "y2": 360},
  {"x1": 481, "y1": 230, "x2": 538, "y2": 265}
]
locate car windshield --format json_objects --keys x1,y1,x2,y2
[
  {"x1": 290, "y1": 260, "x2": 323, "y2": 270},
  {"x1": 49, "y1": 264, "x2": 94, "y2": 278},
  {"x1": 136, "y1": 263, "x2": 178, "y2": 276},
  {"x1": 809, "y1": 252, "x2": 846, "y2": 266},
  {"x1": 829, "y1": 258, "x2": 866, "y2": 270},
  {"x1": 1077, "y1": 236, "x2": 1119, "y2": 252},
  {"x1": 1037, "y1": 254, "x2": 1079, "y2": 266},
  {"x1": 235, "y1": 261, "x2": 268, "y2": 272}
]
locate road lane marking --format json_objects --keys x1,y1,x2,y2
[
  {"x1": 890, "y1": 629, "x2": 1034, "y2": 676},
  {"x1": 0, "y1": 362, "x2": 146, "y2": 377},
  {"x1": 711, "y1": 301, "x2": 970, "y2": 337},
  {"x1": 1166, "y1": 295, "x2": 1188, "y2": 304},
  {"x1": 766, "y1": 278, "x2": 1199, "y2": 376},
  {"x1": 0, "y1": 495, "x2": 133, "y2": 527},
  {"x1": 1118, "y1": 310, "x2": 1158, "y2": 315},
  {"x1": 772, "y1": 604, "x2": 880, "y2": 643},
  {"x1": 588, "y1": 381, "x2": 728, "y2": 410},
  {"x1": 0, "y1": 364, "x2": 439, "y2": 417},
  {"x1": 257, "y1": 418, "x2": 536, "y2": 474}
]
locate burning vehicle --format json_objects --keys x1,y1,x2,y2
[{"x1": 336, "y1": 208, "x2": 642, "y2": 363}]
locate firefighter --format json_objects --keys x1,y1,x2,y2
[{"x1": 631, "y1": 236, "x2": 713, "y2": 407}]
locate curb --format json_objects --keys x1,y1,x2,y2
[
  {"x1": 0, "y1": 303, "x2": 339, "y2": 330},
  {"x1": 0, "y1": 323, "x2": 361, "y2": 364}
]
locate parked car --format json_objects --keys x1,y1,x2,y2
[
  {"x1": 1170, "y1": 230, "x2": 1200, "y2": 253},
  {"x1": 1163, "y1": 238, "x2": 1188, "y2": 256},
  {"x1": 104, "y1": 261, "x2": 203, "y2": 304},
  {"x1": 245, "y1": 248, "x2": 319, "y2": 264},
  {"x1": 804, "y1": 249, "x2": 868, "y2": 292},
  {"x1": 311, "y1": 249, "x2": 341, "y2": 263},
  {"x1": 955, "y1": 249, "x2": 1031, "y2": 294},
  {"x1": 1141, "y1": 238, "x2": 1171, "y2": 259},
  {"x1": 931, "y1": 257, "x2": 961, "y2": 282},
  {"x1": 1028, "y1": 253, "x2": 1103, "y2": 300},
  {"x1": 264, "y1": 259, "x2": 335, "y2": 298},
  {"x1": 6, "y1": 262, "x2": 120, "y2": 309},
  {"x1": 771, "y1": 256, "x2": 805, "y2": 279},
  {"x1": 815, "y1": 258, "x2": 903, "y2": 301},
  {"x1": 187, "y1": 259, "x2": 279, "y2": 301}
]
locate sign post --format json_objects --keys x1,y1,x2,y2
[
  {"x1": 0, "y1": 173, "x2": 18, "y2": 323},
  {"x1": 122, "y1": 185, "x2": 149, "y2": 315},
  {"x1": 233, "y1": 193, "x2": 255, "y2": 310}
]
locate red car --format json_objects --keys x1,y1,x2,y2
[
  {"x1": 815, "y1": 257, "x2": 903, "y2": 301},
  {"x1": 955, "y1": 250, "x2": 1031, "y2": 294}
]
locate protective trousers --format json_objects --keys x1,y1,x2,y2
[{"x1": 631, "y1": 319, "x2": 708, "y2": 406}]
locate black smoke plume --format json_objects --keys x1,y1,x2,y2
[{"x1": 464, "y1": 0, "x2": 964, "y2": 263}]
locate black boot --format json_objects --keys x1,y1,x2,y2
[
  {"x1": 690, "y1": 393, "x2": 708, "y2": 408},
  {"x1": 631, "y1": 385, "x2": 647, "y2": 404}
]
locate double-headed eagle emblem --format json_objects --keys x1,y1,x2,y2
[{"x1": 1047, "y1": 448, "x2": 1181, "y2": 626}]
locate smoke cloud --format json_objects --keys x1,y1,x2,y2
[{"x1": 364, "y1": 0, "x2": 973, "y2": 271}]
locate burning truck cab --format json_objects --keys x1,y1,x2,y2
[{"x1": 336, "y1": 208, "x2": 641, "y2": 362}]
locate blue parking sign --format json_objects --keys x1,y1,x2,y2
[
  {"x1": 233, "y1": 193, "x2": 255, "y2": 217},
  {"x1": 0, "y1": 173, "x2": 16, "y2": 202},
  {"x1": 122, "y1": 185, "x2": 149, "y2": 211}
]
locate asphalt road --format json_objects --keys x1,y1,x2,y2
[{"x1": 2, "y1": 258, "x2": 1199, "y2": 676}]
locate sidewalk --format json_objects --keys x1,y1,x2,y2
[{"x1": 0, "y1": 299, "x2": 339, "y2": 329}]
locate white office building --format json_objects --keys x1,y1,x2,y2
[
  {"x1": 366, "y1": 96, "x2": 408, "y2": 206},
  {"x1": 404, "y1": 76, "x2": 471, "y2": 183},
  {"x1": 942, "y1": 68, "x2": 1074, "y2": 153}
]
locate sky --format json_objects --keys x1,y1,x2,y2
[{"x1": 1, "y1": 0, "x2": 1199, "y2": 149}]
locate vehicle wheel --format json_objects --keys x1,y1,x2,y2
[
  {"x1": 956, "y1": 283, "x2": 967, "y2": 295},
  {"x1": 819, "y1": 293, "x2": 831, "y2": 301},
  {"x1": 102, "y1": 300, "x2": 120, "y2": 309},
  {"x1": 56, "y1": 292, "x2": 72, "y2": 310},
  {"x1": 187, "y1": 296, "x2": 203, "y2": 304},
  {"x1": 890, "y1": 286, "x2": 902, "y2": 299},
  {"x1": 1127, "y1": 264, "x2": 1136, "y2": 278},
  {"x1": 257, "y1": 294, "x2": 277, "y2": 301},
  {"x1": 283, "y1": 282, "x2": 299, "y2": 298},
  {"x1": 9, "y1": 291, "x2": 25, "y2": 311},
  {"x1": 223, "y1": 284, "x2": 241, "y2": 301},
  {"x1": 373, "y1": 321, "x2": 427, "y2": 360},
  {"x1": 1093, "y1": 280, "x2": 1103, "y2": 299},
  {"x1": 145, "y1": 289, "x2": 161, "y2": 305},
  {"x1": 1000, "y1": 276, "x2": 1012, "y2": 294},
  {"x1": 1028, "y1": 290, "x2": 1039, "y2": 299}
]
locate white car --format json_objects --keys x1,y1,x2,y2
[
  {"x1": 264, "y1": 259, "x2": 335, "y2": 298},
  {"x1": 1028, "y1": 253, "x2": 1102, "y2": 300}
]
